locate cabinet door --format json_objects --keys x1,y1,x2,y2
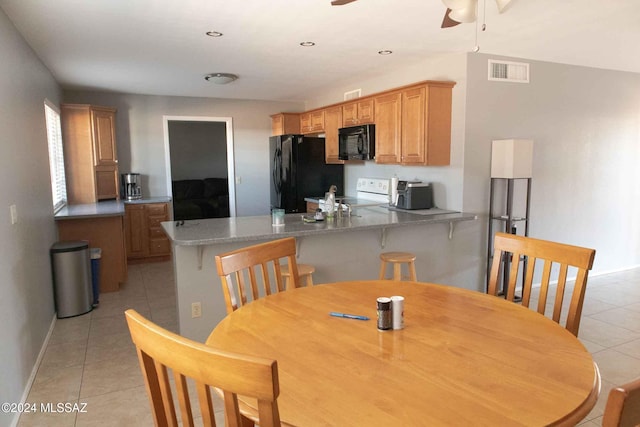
[
  {"x1": 271, "y1": 113, "x2": 300, "y2": 136},
  {"x1": 91, "y1": 108, "x2": 117, "y2": 166},
  {"x1": 310, "y1": 110, "x2": 325, "y2": 132},
  {"x1": 374, "y1": 92, "x2": 402, "y2": 164},
  {"x1": 356, "y1": 99, "x2": 374, "y2": 124},
  {"x1": 342, "y1": 102, "x2": 358, "y2": 127},
  {"x1": 323, "y1": 106, "x2": 343, "y2": 164},
  {"x1": 300, "y1": 112, "x2": 312, "y2": 134},
  {"x1": 147, "y1": 203, "x2": 170, "y2": 256},
  {"x1": 95, "y1": 165, "x2": 119, "y2": 200},
  {"x1": 401, "y1": 86, "x2": 426, "y2": 164},
  {"x1": 125, "y1": 204, "x2": 147, "y2": 258}
]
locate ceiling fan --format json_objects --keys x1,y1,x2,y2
[
  {"x1": 331, "y1": 0, "x2": 357, "y2": 5},
  {"x1": 441, "y1": 0, "x2": 513, "y2": 28}
]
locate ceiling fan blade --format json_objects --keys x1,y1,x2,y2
[
  {"x1": 331, "y1": 0, "x2": 357, "y2": 5},
  {"x1": 448, "y1": 2, "x2": 477, "y2": 23},
  {"x1": 494, "y1": 0, "x2": 513, "y2": 13},
  {"x1": 441, "y1": 9, "x2": 461, "y2": 28}
]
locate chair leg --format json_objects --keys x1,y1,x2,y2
[
  {"x1": 393, "y1": 263, "x2": 402, "y2": 281},
  {"x1": 379, "y1": 260, "x2": 387, "y2": 280},
  {"x1": 408, "y1": 261, "x2": 417, "y2": 281},
  {"x1": 305, "y1": 274, "x2": 314, "y2": 287}
]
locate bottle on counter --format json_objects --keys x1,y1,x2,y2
[{"x1": 324, "y1": 185, "x2": 337, "y2": 218}]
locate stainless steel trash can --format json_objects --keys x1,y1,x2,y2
[{"x1": 50, "y1": 241, "x2": 93, "y2": 318}]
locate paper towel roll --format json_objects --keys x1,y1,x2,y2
[{"x1": 390, "y1": 175, "x2": 399, "y2": 206}]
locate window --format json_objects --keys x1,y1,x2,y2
[{"x1": 44, "y1": 100, "x2": 67, "y2": 212}]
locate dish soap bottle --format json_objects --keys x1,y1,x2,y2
[{"x1": 324, "y1": 185, "x2": 337, "y2": 219}]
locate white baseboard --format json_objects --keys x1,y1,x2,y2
[{"x1": 9, "y1": 314, "x2": 57, "y2": 427}]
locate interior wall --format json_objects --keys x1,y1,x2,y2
[
  {"x1": 465, "y1": 53, "x2": 640, "y2": 274},
  {"x1": 0, "y1": 8, "x2": 61, "y2": 426},
  {"x1": 168, "y1": 121, "x2": 228, "y2": 180},
  {"x1": 63, "y1": 90, "x2": 304, "y2": 216}
]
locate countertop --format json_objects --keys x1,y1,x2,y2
[
  {"x1": 161, "y1": 205, "x2": 477, "y2": 246},
  {"x1": 54, "y1": 197, "x2": 172, "y2": 220}
]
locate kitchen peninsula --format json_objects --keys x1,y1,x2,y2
[{"x1": 162, "y1": 206, "x2": 477, "y2": 341}]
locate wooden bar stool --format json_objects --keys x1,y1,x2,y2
[
  {"x1": 282, "y1": 263, "x2": 315, "y2": 288},
  {"x1": 379, "y1": 252, "x2": 417, "y2": 281}
]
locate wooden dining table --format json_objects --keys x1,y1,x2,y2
[{"x1": 206, "y1": 280, "x2": 600, "y2": 426}]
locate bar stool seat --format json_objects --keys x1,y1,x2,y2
[
  {"x1": 379, "y1": 252, "x2": 417, "y2": 281},
  {"x1": 282, "y1": 263, "x2": 315, "y2": 288}
]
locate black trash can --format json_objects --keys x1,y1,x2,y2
[
  {"x1": 90, "y1": 248, "x2": 101, "y2": 307},
  {"x1": 50, "y1": 241, "x2": 93, "y2": 318}
]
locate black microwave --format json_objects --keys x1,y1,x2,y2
[{"x1": 338, "y1": 124, "x2": 375, "y2": 160}]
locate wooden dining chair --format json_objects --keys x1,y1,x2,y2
[
  {"x1": 602, "y1": 377, "x2": 640, "y2": 427},
  {"x1": 125, "y1": 309, "x2": 281, "y2": 427},
  {"x1": 488, "y1": 232, "x2": 596, "y2": 336},
  {"x1": 215, "y1": 237, "x2": 300, "y2": 314}
]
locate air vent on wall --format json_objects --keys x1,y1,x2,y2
[
  {"x1": 344, "y1": 89, "x2": 362, "y2": 101},
  {"x1": 488, "y1": 60, "x2": 530, "y2": 83}
]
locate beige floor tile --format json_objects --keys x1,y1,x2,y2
[
  {"x1": 80, "y1": 352, "x2": 143, "y2": 399},
  {"x1": 85, "y1": 331, "x2": 137, "y2": 364},
  {"x1": 611, "y1": 338, "x2": 640, "y2": 361},
  {"x1": 592, "y1": 348, "x2": 640, "y2": 386},
  {"x1": 590, "y1": 307, "x2": 640, "y2": 333},
  {"x1": 48, "y1": 315, "x2": 91, "y2": 345},
  {"x1": 27, "y1": 364, "x2": 83, "y2": 403},
  {"x1": 75, "y1": 385, "x2": 154, "y2": 427},
  {"x1": 40, "y1": 339, "x2": 87, "y2": 370},
  {"x1": 17, "y1": 401, "x2": 78, "y2": 427},
  {"x1": 88, "y1": 313, "x2": 130, "y2": 339},
  {"x1": 579, "y1": 337, "x2": 606, "y2": 354},
  {"x1": 578, "y1": 317, "x2": 640, "y2": 348},
  {"x1": 91, "y1": 296, "x2": 151, "y2": 320},
  {"x1": 587, "y1": 288, "x2": 640, "y2": 307}
]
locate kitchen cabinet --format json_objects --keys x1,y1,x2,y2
[
  {"x1": 271, "y1": 113, "x2": 300, "y2": 136},
  {"x1": 125, "y1": 202, "x2": 171, "y2": 262},
  {"x1": 57, "y1": 215, "x2": 127, "y2": 293},
  {"x1": 373, "y1": 91, "x2": 402, "y2": 164},
  {"x1": 323, "y1": 106, "x2": 343, "y2": 164},
  {"x1": 342, "y1": 98, "x2": 374, "y2": 127},
  {"x1": 300, "y1": 110, "x2": 325, "y2": 134},
  {"x1": 61, "y1": 104, "x2": 120, "y2": 204},
  {"x1": 375, "y1": 82, "x2": 454, "y2": 166}
]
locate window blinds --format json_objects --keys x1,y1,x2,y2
[{"x1": 44, "y1": 100, "x2": 67, "y2": 212}]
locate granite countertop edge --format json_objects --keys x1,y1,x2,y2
[
  {"x1": 162, "y1": 209, "x2": 478, "y2": 247},
  {"x1": 55, "y1": 197, "x2": 172, "y2": 220}
]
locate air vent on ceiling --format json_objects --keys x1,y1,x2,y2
[
  {"x1": 344, "y1": 89, "x2": 362, "y2": 101},
  {"x1": 488, "y1": 60, "x2": 530, "y2": 83}
]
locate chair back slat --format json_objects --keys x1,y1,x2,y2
[
  {"x1": 488, "y1": 232, "x2": 595, "y2": 336},
  {"x1": 215, "y1": 237, "x2": 300, "y2": 314},
  {"x1": 125, "y1": 309, "x2": 281, "y2": 427}
]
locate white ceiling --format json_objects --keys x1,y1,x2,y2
[{"x1": 1, "y1": 0, "x2": 639, "y2": 102}]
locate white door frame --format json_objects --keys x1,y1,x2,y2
[{"x1": 162, "y1": 116, "x2": 236, "y2": 217}]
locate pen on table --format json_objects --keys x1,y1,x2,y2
[{"x1": 329, "y1": 311, "x2": 370, "y2": 321}]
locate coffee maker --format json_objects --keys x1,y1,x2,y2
[{"x1": 122, "y1": 173, "x2": 142, "y2": 200}]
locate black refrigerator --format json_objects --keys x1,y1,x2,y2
[{"x1": 270, "y1": 135, "x2": 344, "y2": 213}]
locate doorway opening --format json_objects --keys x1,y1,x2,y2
[{"x1": 162, "y1": 116, "x2": 236, "y2": 219}]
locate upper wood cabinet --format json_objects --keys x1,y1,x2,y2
[
  {"x1": 373, "y1": 91, "x2": 402, "y2": 164},
  {"x1": 376, "y1": 82, "x2": 455, "y2": 166},
  {"x1": 342, "y1": 98, "x2": 374, "y2": 127},
  {"x1": 269, "y1": 79, "x2": 455, "y2": 165},
  {"x1": 61, "y1": 104, "x2": 120, "y2": 204},
  {"x1": 271, "y1": 113, "x2": 300, "y2": 136},
  {"x1": 300, "y1": 110, "x2": 325, "y2": 134},
  {"x1": 323, "y1": 106, "x2": 343, "y2": 164}
]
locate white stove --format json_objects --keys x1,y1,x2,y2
[{"x1": 355, "y1": 177, "x2": 391, "y2": 204}]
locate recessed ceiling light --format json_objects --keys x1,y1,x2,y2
[
  {"x1": 206, "y1": 31, "x2": 223, "y2": 37},
  {"x1": 300, "y1": 42, "x2": 316, "y2": 47},
  {"x1": 205, "y1": 73, "x2": 238, "y2": 84},
  {"x1": 378, "y1": 50, "x2": 393, "y2": 55}
]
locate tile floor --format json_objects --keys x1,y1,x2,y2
[{"x1": 16, "y1": 262, "x2": 640, "y2": 426}]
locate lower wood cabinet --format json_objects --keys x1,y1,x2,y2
[{"x1": 125, "y1": 202, "x2": 171, "y2": 261}]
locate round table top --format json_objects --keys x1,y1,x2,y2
[{"x1": 206, "y1": 280, "x2": 599, "y2": 426}]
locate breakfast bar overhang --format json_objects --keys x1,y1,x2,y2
[{"x1": 162, "y1": 206, "x2": 477, "y2": 342}]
